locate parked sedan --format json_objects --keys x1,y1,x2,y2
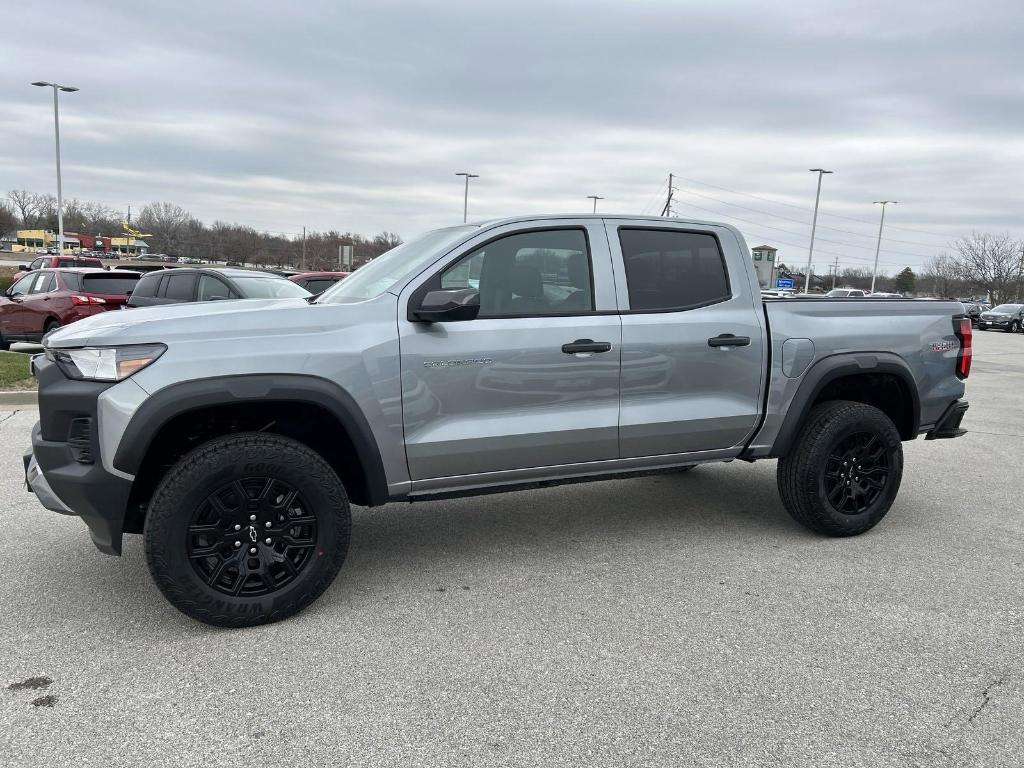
[
  {"x1": 288, "y1": 271, "x2": 350, "y2": 294},
  {"x1": 977, "y1": 303, "x2": 1024, "y2": 332},
  {"x1": 0, "y1": 269, "x2": 141, "y2": 348},
  {"x1": 126, "y1": 267, "x2": 311, "y2": 308}
]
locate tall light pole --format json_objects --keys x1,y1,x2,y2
[
  {"x1": 455, "y1": 172, "x2": 479, "y2": 223},
  {"x1": 587, "y1": 195, "x2": 604, "y2": 213},
  {"x1": 32, "y1": 81, "x2": 78, "y2": 256},
  {"x1": 804, "y1": 168, "x2": 832, "y2": 293},
  {"x1": 871, "y1": 201, "x2": 897, "y2": 294}
]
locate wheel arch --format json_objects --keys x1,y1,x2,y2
[
  {"x1": 116, "y1": 374, "x2": 389, "y2": 532},
  {"x1": 768, "y1": 353, "x2": 920, "y2": 458}
]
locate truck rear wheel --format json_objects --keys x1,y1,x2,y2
[
  {"x1": 777, "y1": 400, "x2": 903, "y2": 536},
  {"x1": 144, "y1": 433, "x2": 350, "y2": 627}
]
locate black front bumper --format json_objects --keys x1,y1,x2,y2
[
  {"x1": 925, "y1": 400, "x2": 969, "y2": 440},
  {"x1": 27, "y1": 357, "x2": 132, "y2": 555}
]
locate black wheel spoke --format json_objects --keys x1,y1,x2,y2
[
  {"x1": 824, "y1": 430, "x2": 892, "y2": 516},
  {"x1": 185, "y1": 475, "x2": 318, "y2": 598}
]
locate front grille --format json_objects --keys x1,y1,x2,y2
[{"x1": 67, "y1": 417, "x2": 95, "y2": 464}]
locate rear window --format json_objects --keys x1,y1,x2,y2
[
  {"x1": 131, "y1": 274, "x2": 160, "y2": 298},
  {"x1": 302, "y1": 278, "x2": 339, "y2": 293},
  {"x1": 618, "y1": 228, "x2": 730, "y2": 312},
  {"x1": 82, "y1": 274, "x2": 140, "y2": 295}
]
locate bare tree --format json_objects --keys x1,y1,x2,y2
[
  {"x1": 921, "y1": 253, "x2": 961, "y2": 298},
  {"x1": 0, "y1": 202, "x2": 18, "y2": 238},
  {"x1": 137, "y1": 202, "x2": 197, "y2": 255},
  {"x1": 952, "y1": 232, "x2": 1024, "y2": 305},
  {"x1": 7, "y1": 189, "x2": 38, "y2": 227}
]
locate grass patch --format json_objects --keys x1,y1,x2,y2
[{"x1": 0, "y1": 351, "x2": 37, "y2": 390}]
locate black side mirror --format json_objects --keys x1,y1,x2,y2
[
  {"x1": 18, "y1": 265, "x2": 29, "y2": 272},
  {"x1": 412, "y1": 288, "x2": 480, "y2": 322}
]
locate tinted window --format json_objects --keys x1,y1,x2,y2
[
  {"x1": 302, "y1": 279, "x2": 338, "y2": 293},
  {"x1": 81, "y1": 275, "x2": 140, "y2": 295},
  {"x1": 131, "y1": 274, "x2": 160, "y2": 298},
  {"x1": 440, "y1": 229, "x2": 593, "y2": 317},
  {"x1": 164, "y1": 273, "x2": 197, "y2": 301},
  {"x1": 197, "y1": 275, "x2": 233, "y2": 301},
  {"x1": 619, "y1": 229, "x2": 729, "y2": 311}
]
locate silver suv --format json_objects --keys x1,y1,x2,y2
[{"x1": 25, "y1": 215, "x2": 971, "y2": 626}]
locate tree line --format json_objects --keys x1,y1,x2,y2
[{"x1": 1, "y1": 191, "x2": 402, "y2": 271}]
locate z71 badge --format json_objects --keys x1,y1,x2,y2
[{"x1": 930, "y1": 341, "x2": 956, "y2": 352}]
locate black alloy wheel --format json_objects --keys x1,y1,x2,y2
[
  {"x1": 186, "y1": 477, "x2": 318, "y2": 597},
  {"x1": 822, "y1": 432, "x2": 890, "y2": 516}
]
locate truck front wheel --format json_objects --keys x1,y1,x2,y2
[
  {"x1": 777, "y1": 400, "x2": 903, "y2": 536},
  {"x1": 144, "y1": 433, "x2": 351, "y2": 627}
]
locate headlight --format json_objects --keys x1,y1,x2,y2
[{"x1": 50, "y1": 344, "x2": 166, "y2": 382}]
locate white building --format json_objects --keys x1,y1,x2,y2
[{"x1": 751, "y1": 245, "x2": 778, "y2": 288}]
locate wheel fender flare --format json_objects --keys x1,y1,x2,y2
[
  {"x1": 769, "y1": 352, "x2": 920, "y2": 458},
  {"x1": 113, "y1": 374, "x2": 389, "y2": 506}
]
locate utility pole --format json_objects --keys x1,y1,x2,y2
[
  {"x1": 301, "y1": 226, "x2": 306, "y2": 271},
  {"x1": 587, "y1": 195, "x2": 604, "y2": 213},
  {"x1": 870, "y1": 201, "x2": 897, "y2": 294},
  {"x1": 455, "y1": 172, "x2": 479, "y2": 223},
  {"x1": 661, "y1": 173, "x2": 676, "y2": 217},
  {"x1": 32, "y1": 81, "x2": 78, "y2": 256},
  {"x1": 804, "y1": 168, "x2": 833, "y2": 293},
  {"x1": 831, "y1": 254, "x2": 840, "y2": 289}
]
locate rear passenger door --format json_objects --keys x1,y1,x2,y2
[
  {"x1": 160, "y1": 272, "x2": 198, "y2": 304},
  {"x1": 606, "y1": 221, "x2": 766, "y2": 457},
  {"x1": 398, "y1": 220, "x2": 621, "y2": 483}
]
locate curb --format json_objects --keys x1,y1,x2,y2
[{"x1": 0, "y1": 391, "x2": 38, "y2": 407}]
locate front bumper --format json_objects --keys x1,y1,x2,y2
[
  {"x1": 24, "y1": 357, "x2": 133, "y2": 555},
  {"x1": 977, "y1": 318, "x2": 1011, "y2": 329}
]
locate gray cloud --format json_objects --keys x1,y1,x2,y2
[{"x1": 2, "y1": 0, "x2": 1021, "y2": 272}]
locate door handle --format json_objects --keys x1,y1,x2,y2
[
  {"x1": 707, "y1": 334, "x2": 751, "y2": 348},
  {"x1": 562, "y1": 339, "x2": 612, "y2": 354}
]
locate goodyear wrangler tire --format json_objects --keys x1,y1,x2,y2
[
  {"x1": 777, "y1": 400, "x2": 903, "y2": 537},
  {"x1": 144, "y1": 433, "x2": 350, "y2": 627}
]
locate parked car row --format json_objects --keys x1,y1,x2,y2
[{"x1": 0, "y1": 266, "x2": 346, "y2": 348}]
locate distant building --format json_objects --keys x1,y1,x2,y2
[
  {"x1": 12, "y1": 229, "x2": 146, "y2": 255},
  {"x1": 751, "y1": 244, "x2": 778, "y2": 288}
]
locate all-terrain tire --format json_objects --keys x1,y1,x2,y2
[
  {"x1": 777, "y1": 400, "x2": 903, "y2": 536},
  {"x1": 144, "y1": 432, "x2": 350, "y2": 627}
]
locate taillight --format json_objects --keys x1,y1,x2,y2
[
  {"x1": 70, "y1": 295, "x2": 106, "y2": 305},
  {"x1": 954, "y1": 317, "x2": 972, "y2": 379}
]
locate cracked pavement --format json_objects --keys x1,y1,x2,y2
[{"x1": 1, "y1": 333, "x2": 1022, "y2": 767}]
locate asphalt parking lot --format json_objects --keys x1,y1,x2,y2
[{"x1": 1, "y1": 332, "x2": 1021, "y2": 768}]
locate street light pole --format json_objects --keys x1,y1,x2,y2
[
  {"x1": 804, "y1": 168, "x2": 832, "y2": 293},
  {"x1": 587, "y1": 195, "x2": 604, "y2": 213},
  {"x1": 870, "y1": 201, "x2": 897, "y2": 294},
  {"x1": 32, "y1": 81, "x2": 78, "y2": 256},
  {"x1": 455, "y1": 172, "x2": 479, "y2": 223}
]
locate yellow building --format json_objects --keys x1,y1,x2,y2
[
  {"x1": 13, "y1": 229, "x2": 82, "y2": 253},
  {"x1": 109, "y1": 236, "x2": 149, "y2": 256}
]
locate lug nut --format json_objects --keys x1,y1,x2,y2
[
  {"x1": 234, "y1": 541, "x2": 241, "y2": 547},
  {"x1": 249, "y1": 514, "x2": 257, "y2": 521},
  {"x1": 265, "y1": 521, "x2": 271, "y2": 528},
  {"x1": 234, "y1": 524, "x2": 241, "y2": 531},
  {"x1": 249, "y1": 547, "x2": 257, "y2": 554},
  {"x1": 265, "y1": 538, "x2": 272, "y2": 545}
]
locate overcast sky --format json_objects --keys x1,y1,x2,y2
[{"x1": 2, "y1": 0, "x2": 1021, "y2": 273}]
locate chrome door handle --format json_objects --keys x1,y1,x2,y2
[
  {"x1": 562, "y1": 339, "x2": 612, "y2": 354},
  {"x1": 708, "y1": 334, "x2": 751, "y2": 348}
]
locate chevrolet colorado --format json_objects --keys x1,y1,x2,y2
[{"x1": 24, "y1": 215, "x2": 971, "y2": 626}]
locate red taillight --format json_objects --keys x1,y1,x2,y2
[
  {"x1": 70, "y1": 295, "x2": 106, "y2": 305},
  {"x1": 954, "y1": 317, "x2": 972, "y2": 379}
]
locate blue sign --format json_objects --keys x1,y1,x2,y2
[{"x1": 776, "y1": 277, "x2": 794, "y2": 289}]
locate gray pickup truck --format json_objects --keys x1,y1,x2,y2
[{"x1": 24, "y1": 215, "x2": 972, "y2": 626}]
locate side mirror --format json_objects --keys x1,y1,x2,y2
[
  {"x1": 18, "y1": 265, "x2": 29, "y2": 272},
  {"x1": 412, "y1": 288, "x2": 480, "y2": 322}
]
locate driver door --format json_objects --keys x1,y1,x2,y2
[
  {"x1": 398, "y1": 220, "x2": 622, "y2": 484},
  {"x1": 0, "y1": 273, "x2": 41, "y2": 340}
]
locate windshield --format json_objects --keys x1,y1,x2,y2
[
  {"x1": 231, "y1": 276, "x2": 311, "y2": 299},
  {"x1": 317, "y1": 226, "x2": 477, "y2": 303},
  {"x1": 990, "y1": 304, "x2": 1021, "y2": 313}
]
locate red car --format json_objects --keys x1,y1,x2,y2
[
  {"x1": 14, "y1": 254, "x2": 105, "y2": 281},
  {"x1": 0, "y1": 269, "x2": 141, "y2": 348},
  {"x1": 288, "y1": 271, "x2": 349, "y2": 294}
]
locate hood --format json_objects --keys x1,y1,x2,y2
[{"x1": 46, "y1": 297, "x2": 328, "y2": 348}]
